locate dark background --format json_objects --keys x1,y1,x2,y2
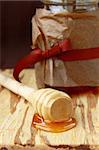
[
  {"x1": 0, "y1": 0, "x2": 43, "y2": 68},
  {"x1": 0, "y1": 1, "x2": 99, "y2": 68}
]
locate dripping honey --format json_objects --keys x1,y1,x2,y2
[{"x1": 32, "y1": 114, "x2": 76, "y2": 133}]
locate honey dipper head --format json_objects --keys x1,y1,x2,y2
[
  {"x1": 34, "y1": 88, "x2": 73, "y2": 122},
  {"x1": 48, "y1": 96, "x2": 73, "y2": 122}
]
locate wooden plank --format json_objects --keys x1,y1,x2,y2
[
  {"x1": 0, "y1": 69, "x2": 36, "y2": 146},
  {"x1": 0, "y1": 69, "x2": 99, "y2": 149}
]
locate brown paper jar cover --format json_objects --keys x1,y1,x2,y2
[{"x1": 32, "y1": 1, "x2": 99, "y2": 89}]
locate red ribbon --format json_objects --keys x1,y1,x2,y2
[{"x1": 13, "y1": 39, "x2": 99, "y2": 81}]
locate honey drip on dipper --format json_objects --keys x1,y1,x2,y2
[
  {"x1": 31, "y1": 88, "x2": 76, "y2": 132},
  {"x1": 32, "y1": 114, "x2": 76, "y2": 133}
]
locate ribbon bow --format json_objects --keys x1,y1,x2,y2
[{"x1": 13, "y1": 39, "x2": 99, "y2": 81}]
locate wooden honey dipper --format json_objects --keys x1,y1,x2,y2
[{"x1": 0, "y1": 72, "x2": 76, "y2": 132}]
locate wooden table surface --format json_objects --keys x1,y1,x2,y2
[{"x1": 0, "y1": 69, "x2": 99, "y2": 150}]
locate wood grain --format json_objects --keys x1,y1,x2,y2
[{"x1": 0, "y1": 69, "x2": 99, "y2": 149}]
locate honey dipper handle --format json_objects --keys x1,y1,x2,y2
[
  {"x1": 0, "y1": 72, "x2": 73, "y2": 122},
  {"x1": 0, "y1": 72, "x2": 35, "y2": 103}
]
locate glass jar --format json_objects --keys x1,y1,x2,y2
[
  {"x1": 32, "y1": 0, "x2": 98, "y2": 94},
  {"x1": 13, "y1": 0, "x2": 99, "y2": 95}
]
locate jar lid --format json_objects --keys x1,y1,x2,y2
[{"x1": 42, "y1": 0, "x2": 75, "y2": 6}]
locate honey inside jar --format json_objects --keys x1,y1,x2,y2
[{"x1": 32, "y1": 114, "x2": 76, "y2": 133}]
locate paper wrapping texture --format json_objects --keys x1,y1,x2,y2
[{"x1": 32, "y1": 8, "x2": 99, "y2": 88}]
